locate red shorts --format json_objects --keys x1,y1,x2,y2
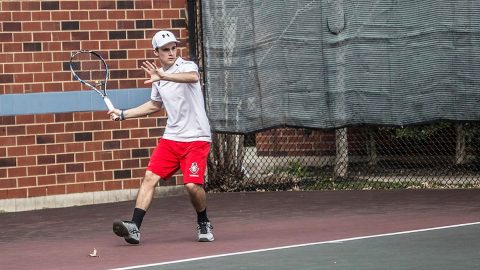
[{"x1": 147, "y1": 138, "x2": 210, "y2": 185}]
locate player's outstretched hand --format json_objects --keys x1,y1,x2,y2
[{"x1": 142, "y1": 61, "x2": 163, "y2": 84}]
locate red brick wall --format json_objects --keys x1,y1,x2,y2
[
  {"x1": 256, "y1": 128, "x2": 337, "y2": 156},
  {"x1": 255, "y1": 126, "x2": 457, "y2": 158},
  {"x1": 0, "y1": 0, "x2": 190, "y2": 200}
]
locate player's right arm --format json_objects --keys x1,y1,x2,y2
[{"x1": 109, "y1": 100, "x2": 162, "y2": 121}]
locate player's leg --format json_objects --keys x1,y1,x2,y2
[
  {"x1": 135, "y1": 170, "x2": 162, "y2": 211},
  {"x1": 113, "y1": 139, "x2": 179, "y2": 244},
  {"x1": 113, "y1": 171, "x2": 160, "y2": 244},
  {"x1": 112, "y1": 171, "x2": 161, "y2": 245},
  {"x1": 185, "y1": 183, "x2": 207, "y2": 212},
  {"x1": 181, "y1": 141, "x2": 214, "y2": 242},
  {"x1": 185, "y1": 184, "x2": 214, "y2": 242}
]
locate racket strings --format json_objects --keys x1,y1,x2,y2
[{"x1": 70, "y1": 52, "x2": 108, "y2": 90}]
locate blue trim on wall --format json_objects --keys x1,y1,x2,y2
[{"x1": 0, "y1": 88, "x2": 151, "y2": 116}]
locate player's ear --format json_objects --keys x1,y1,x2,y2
[{"x1": 153, "y1": 49, "x2": 159, "y2": 57}]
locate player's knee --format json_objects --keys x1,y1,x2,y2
[
  {"x1": 184, "y1": 183, "x2": 199, "y2": 192},
  {"x1": 184, "y1": 183, "x2": 193, "y2": 191},
  {"x1": 142, "y1": 171, "x2": 160, "y2": 187}
]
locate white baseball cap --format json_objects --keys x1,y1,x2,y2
[{"x1": 152, "y1": 30, "x2": 180, "y2": 49}]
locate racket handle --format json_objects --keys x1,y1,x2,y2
[{"x1": 103, "y1": 96, "x2": 115, "y2": 111}]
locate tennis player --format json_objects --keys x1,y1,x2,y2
[{"x1": 108, "y1": 30, "x2": 214, "y2": 244}]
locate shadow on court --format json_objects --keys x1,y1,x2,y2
[{"x1": 1, "y1": 189, "x2": 479, "y2": 270}]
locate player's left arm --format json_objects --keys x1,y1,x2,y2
[
  {"x1": 161, "y1": 71, "x2": 199, "y2": 83},
  {"x1": 142, "y1": 61, "x2": 199, "y2": 84}
]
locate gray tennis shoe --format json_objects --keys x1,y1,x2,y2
[
  {"x1": 113, "y1": 219, "x2": 140, "y2": 244},
  {"x1": 197, "y1": 221, "x2": 214, "y2": 242}
]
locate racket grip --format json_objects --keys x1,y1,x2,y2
[{"x1": 103, "y1": 96, "x2": 115, "y2": 111}]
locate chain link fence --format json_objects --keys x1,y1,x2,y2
[
  {"x1": 189, "y1": 3, "x2": 480, "y2": 192},
  {"x1": 206, "y1": 123, "x2": 480, "y2": 192}
]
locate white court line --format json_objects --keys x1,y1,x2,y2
[{"x1": 110, "y1": 221, "x2": 480, "y2": 270}]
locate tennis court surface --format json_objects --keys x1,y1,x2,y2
[{"x1": 1, "y1": 189, "x2": 479, "y2": 270}]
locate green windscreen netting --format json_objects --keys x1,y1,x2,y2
[{"x1": 201, "y1": 0, "x2": 480, "y2": 133}]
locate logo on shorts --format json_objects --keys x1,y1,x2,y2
[{"x1": 189, "y1": 162, "x2": 199, "y2": 176}]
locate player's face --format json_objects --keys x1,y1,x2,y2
[{"x1": 155, "y1": 42, "x2": 177, "y2": 68}]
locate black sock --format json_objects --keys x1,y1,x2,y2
[
  {"x1": 132, "y1": 208, "x2": 146, "y2": 229},
  {"x1": 197, "y1": 208, "x2": 209, "y2": 223}
]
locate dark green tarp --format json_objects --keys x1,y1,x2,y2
[{"x1": 202, "y1": 0, "x2": 480, "y2": 133}]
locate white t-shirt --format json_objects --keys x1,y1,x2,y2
[{"x1": 150, "y1": 57, "x2": 211, "y2": 142}]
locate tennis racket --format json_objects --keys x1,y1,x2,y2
[{"x1": 69, "y1": 50, "x2": 115, "y2": 111}]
